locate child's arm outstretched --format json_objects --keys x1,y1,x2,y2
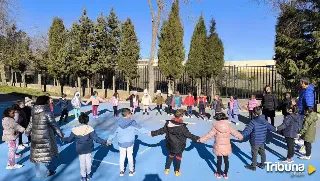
[
  {"x1": 241, "y1": 121, "x2": 254, "y2": 139},
  {"x1": 230, "y1": 127, "x2": 243, "y2": 140},
  {"x1": 150, "y1": 123, "x2": 168, "y2": 137},
  {"x1": 107, "y1": 127, "x2": 119, "y2": 145},
  {"x1": 62, "y1": 132, "x2": 76, "y2": 143},
  {"x1": 199, "y1": 126, "x2": 217, "y2": 143},
  {"x1": 267, "y1": 123, "x2": 277, "y2": 132},
  {"x1": 277, "y1": 117, "x2": 289, "y2": 131},
  {"x1": 89, "y1": 131, "x2": 107, "y2": 145},
  {"x1": 183, "y1": 127, "x2": 200, "y2": 141},
  {"x1": 131, "y1": 120, "x2": 150, "y2": 134},
  {"x1": 85, "y1": 97, "x2": 92, "y2": 105}
]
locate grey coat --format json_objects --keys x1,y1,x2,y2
[
  {"x1": 2, "y1": 117, "x2": 25, "y2": 142},
  {"x1": 26, "y1": 105, "x2": 64, "y2": 163}
]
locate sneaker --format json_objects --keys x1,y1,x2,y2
[
  {"x1": 214, "y1": 172, "x2": 221, "y2": 179},
  {"x1": 6, "y1": 164, "x2": 23, "y2": 170},
  {"x1": 87, "y1": 175, "x2": 92, "y2": 180},
  {"x1": 129, "y1": 170, "x2": 135, "y2": 176},
  {"x1": 244, "y1": 165, "x2": 256, "y2": 171},
  {"x1": 164, "y1": 169, "x2": 170, "y2": 175},
  {"x1": 175, "y1": 171, "x2": 181, "y2": 177},
  {"x1": 222, "y1": 173, "x2": 228, "y2": 179},
  {"x1": 147, "y1": 112, "x2": 149, "y2": 115},
  {"x1": 236, "y1": 122, "x2": 239, "y2": 125},
  {"x1": 17, "y1": 145, "x2": 26, "y2": 150},
  {"x1": 295, "y1": 139, "x2": 304, "y2": 145},
  {"x1": 156, "y1": 112, "x2": 158, "y2": 115},
  {"x1": 257, "y1": 163, "x2": 265, "y2": 169},
  {"x1": 80, "y1": 177, "x2": 86, "y2": 181},
  {"x1": 48, "y1": 170, "x2": 55, "y2": 177},
  {"x1": 120, "y1": 171, "x2": 125, "y2": 177},
  {"x1": 287, "y1": 158, "x2": 294, "y2": 163},
  {"x1": 299, "y1": 156, "x2": 311, "y2": 160},
  {"x1": 299, "y1": 146, "x2": 306, "y2": 154},
  {"x1": 75, "y1": 118, "x2": 78, "y2": 121},
  {"x1": 280, "y1": 158, "x2": 288, "y2": 163},
  {"x1": 208, "y1": 119, "x2": 213, "y2": 122},
  {"x1": 143, "y1": 112, "x2": 145, "y2": 115}
]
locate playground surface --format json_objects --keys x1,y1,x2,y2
[{"x1": 0, "y1": 98, "x2": 319, "y2": 181}]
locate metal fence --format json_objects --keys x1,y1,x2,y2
[{"x1": 8, "y1": 65, "x2": 319, "y2": 102}]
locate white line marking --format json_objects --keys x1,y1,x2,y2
[
  {"x1": 93, "y1": 159, "x2": 119, "y2": 166},
  {"x1": 138, "y1": 147, "x2": 152, "y2": 155},
  {"x1": 160, "y1": 120, "x2": 196, "y2": 125}
]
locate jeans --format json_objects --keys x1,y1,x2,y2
[
  {"x1": 92, "y1": 105, "x2": 99, "y2": 117},
  {"x1": 79, "y1": 153, "x2": 92, "y2": 177},
  {"x1": 304, "y1": 141, "x2": 312, "y2": 156},
  {"x1": 74, "y1": 108, "x2": 81, "y2": 120},
  {"x1": 113, "y1": 106, "x2": 118, "y2": 116},
  {"x1": 299, "y1": 115, "x2": 305, "y2": 130},
  {"x1": 59, "y1": 109, "x2": 69, "y2": 123},
  {"x1": 217, "y1": 156, "x2": 229, "y2": 174},
  {"x1": 35, "y1": 156, "x2": 59, "y2": 178},
  {"x1": 7, "y1": 140, "x2": 16, "y2": 166},
  {"x1": 165, "y1": 152, "x2": 182, "y2": 171},
  {"x1": 187, "y1": 106, "x2": 192, "y2": 116},
  {"x1": 285, "y1": 137, "x2": 294, "y2": 158},
  {"x1": 251, "y1": 145, "x2": 266, "y2": 167},
  {"x1": 199, "y1": 105, "x2": 205, "y2": 115},
  {"x1": 228, "y1": 110, "x2": 239, "y2": 123},
  {"x1": 119, "y1": 146, "x2": 134, "y2": 171}
]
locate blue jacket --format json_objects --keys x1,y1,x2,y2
[
  {"x1": 228, "y1": 101, "x2": 242, "y2": 115},
  {"x1": 277, "y1": 114, "x2": 300, "y2": 138},
  {"x1": 56, "y1": 98, "x2": 69, "y2": 111},
  {"x1": 107, "y1": 118, "x2": 149, "y2": 148},
  {"x1": 62, "y1": 125, "x2": 106, "y2": 155},
  {"x1": 298, "y1": 84, "x2": 314, "y2": 115},
  {"x1": 173, "y1": 95, "x2": 182, "y2": 107},
  {"x1": 241, "y1": 115, "x2": 276, "y2": 145}
]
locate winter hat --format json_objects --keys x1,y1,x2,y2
[
  {"x1": 25, "y1": 97, "x2": 33, "y2": 106},
  {"x1": 156, "y1": 90, "x2": 161, "y2": 95},
  {"x1": 168, "y1": 90, "x2": 173, "y2": 95},
  {"x1": 144, "y1": 89, "x2": 148, "y2": 94}
]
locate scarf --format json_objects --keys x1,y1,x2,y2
[{"x1": 172, "y1": 117, "x2": 184, "y2": 123}]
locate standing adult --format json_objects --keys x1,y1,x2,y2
[
  {"x1": 261, "y1": 86, "x2": 278, "y2": 126},
  {"x1": 25, "y1": 96, "x2": 64, "y2": 178},
  {"x1": 296, "y1": 77, "x2": 315, "y2": 146}
]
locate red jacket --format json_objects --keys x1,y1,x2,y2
[
  {"x1": 183, "y1": 96, "x2": 195, "y2": 106},
  {"x1": 197, "y1": 97, "x2": 207, "y2": 107}
]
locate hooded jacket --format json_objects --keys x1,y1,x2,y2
[
  {"x1": 56, "y1": 98, "x2": 69, "y2": 111},
  {"x1": 298, "y1": 84, "x2": 315, "y2": 115},
  {"x1": 172, "y1": 95, "x2": 182, "y2": 107},
  {"x1": 25, "y1": 105, "x2": 64, "y2": 163},
  {"x1": 142, "y1": 94, "x2": 152, "y2": 105},
  {"x1": 299, "y1": 112, "x2": 318, "y2": 143},
  {"x1": 86, "y1": 95, "x2": 105, "y2": 106},
  {"x1": 71, "y1": 91, "x2": 84, "y2": 109},
  {"x1": 281, "y1": 98, "x2": 292, "y2": 116},
  {"x1": 199, "y1": 120, "x2": 243, "y2": 156},
  {"x1": 262, "y1": 93, "x2": 278, "y2": 111},
  {"x1": 241, "y1": 115, "x2": 276, "y2": 145},
  {"x1": 110, "y1": 96, "x2": 120, "y2": 106},
  {"x1": 248, "y1": 99, "x2": 259, "y2": 111},
  {"x1": 151, "y1": 119, "x2": 200, "y2": 153},
  {"x1": 62, "y1": 125, "x2": 106, "y2": 154},
  {"x1": 277, "y1": 114, "x2": 300, "y2": 138},
  {"x1": 153, "y1": 95, "x2": 165, "y2": 105},
  {"x1": 228, "y1": 100, "x2": 242, "y2": 115},
  {"x1": 183, "y1": 96, "x2": 195, "y2": 107},
  {"x1": 107, "y1": 118, "x2": 149, "y2": 148},
  {"x1": 126, "y1": 94, "x2": 140, "y2": 107},
  {"x1": 2, "y1": 117, "x2": 25, "y2": 142}
]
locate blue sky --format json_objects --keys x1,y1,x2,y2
[{"x1": 16, "y1": 0, "x2": 277, "y2": 61}]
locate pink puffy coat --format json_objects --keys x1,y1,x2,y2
[
  {"x1": 247, "y1": 99, "x2": 259, "y2": 111},
  {"x1": 199, "y1": 120, "x2": 243, "y2": 156}
]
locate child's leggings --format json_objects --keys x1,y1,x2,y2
[
  {"x1": 165, "y1": 152, "x2": 182, "y2": 171},
  {"x1": 249, "y1": 110, "x2": 254, "y2": 120},
  {"x1": 187, "y1": 106, "x2": 192, "y2": 116},
  {"x1": 217, "y1": 156, "x2": 229, "y2": 174},
  {"x1": 7, "y1": 140, "x2": 16, "y2": 166},
  {"x1": 74, "y1": 108, "x2": 81, "y2": 119},
  {"x1": 79, "y1": 153, "x2": 92, "y2": 178},
  {"x1": 131, "y1": 105, "x2": 137, "y2": 114},
  {"x1": 228, "y1": 110, "x2": 239, "y2": 123},
  {"x1": 92, "y1": 105, "x2": 99, "y2": 117},
  {"x1": 113, "y1": 106, "x2": 118, "y2": 116},
  {"x1": 143, "y1": 105, "x2": 149, "y2": 113},
  {"x1": 157, "y1": 105, "x2": 162, "y2": 113}
]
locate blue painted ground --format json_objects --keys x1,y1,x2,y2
[{"x1": 0, "y1": 100, "x2": 319, "y2": 181}]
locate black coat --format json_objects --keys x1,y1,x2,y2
[
  {"x1": 165, "y1": 95, "x2": 173, "y2": 106},
  {"x1": 262, "y1": 94, "x2": 278, "y2": 111},
  {"x1": 19, "y1": 106, "x2": 32, "y2": 128},
  {"x1": 281, "y1": 98, "x2": 292, "y2": 116},
  {"x1": 151, "y1": 119, "x2": 199, "y2": 153},
  {"x1": 277, "y1": 114, "x2": 300, "y2": 138},
  {"x1": 25, "y1": 105, "x2": 64, "y2": 163},
  {"x1": 126, "y1": 94, "x2": 140, "y2": 107}
]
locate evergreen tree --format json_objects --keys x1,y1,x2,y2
[
  {"x1": 118, "y1": 18, "x2": 140, "y2": 92},
  {"x1": 158, "y1": 0, "x2": 185, "y2": 90},
  {"x1": 48, "y1": 17, "x2": 69, "y2": 81},
  {"x1": 186, "y1": 14, "x2": 207, "y2": 94},
  {"x1": 206, "y1": 18, "x2": 224, "y2": 77},
  {"x1": 95, "y1": 13, "x2": 109, "y2": 72},
  {"x1": 68, "y1": 9, "x2": 98, "y2": 90},
  {"x1": 106, "y1": 8, "x2": 121, "y2": 92}
]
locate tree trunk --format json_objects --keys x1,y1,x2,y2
[
  {"x1": 168, "y1": 80, "x2": 171, "y2": 93},
  {"x1": 22, "y1": 72, "x2": 26, "y2": 88},
  {"x1": 10, "y1": 69, "x2": 13, "y2": 86},
  {"x1": 53, "y1": 78, "x2": 56, "y2": 87},
  {"x1": 87, "y1": 78, "x2": 90, "y2": 96},
  {"x1": 14, "y1": 72, "x2": 17, "y2": 86},
  {"x1": 127, "y1": 79, "x2": 130, "y2": 93},
  {"x1": 43, "y1": 73, "x2": 47, "y2": 92},
  {"x1": 148, "y1": 28, "x2": 156, "y2": 97},
  {"x1": 112, "y1": 73, "x2": 116, "y2": 93},
  {"x1": 0, "y1": 64, "x2": 6, "y2": 85},
  {"x1": 77, "y1": 77, "x2": 81, "y2": 92},
  {"x1": 38, "y1": 73, "x2": 42, "y2": 91}
]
